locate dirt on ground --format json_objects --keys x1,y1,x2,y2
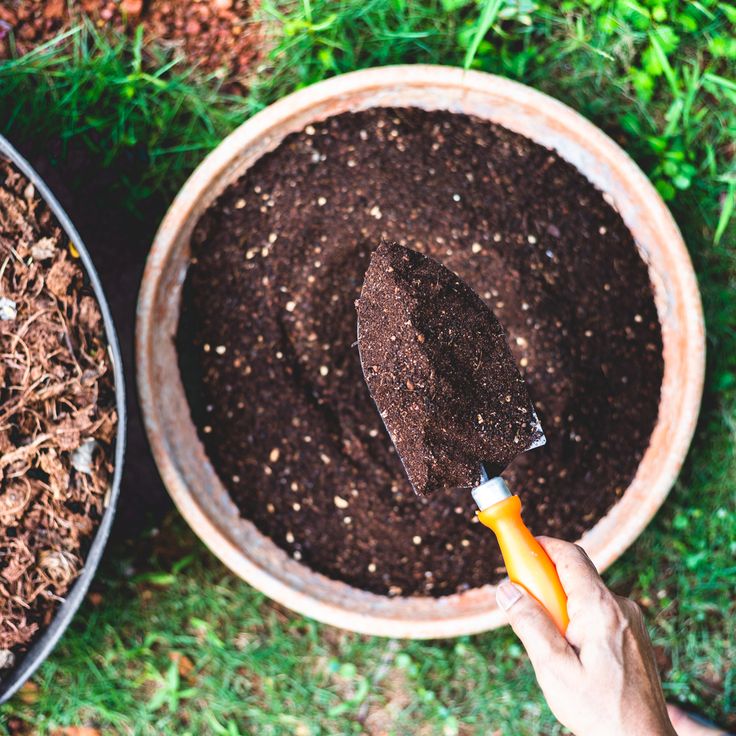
[
  {"x1": 0, "y1": 155, "x2": 117, "y2": 669},
  {"x1": 0, "y1": 0, "x2": 262, "y2": 90}
]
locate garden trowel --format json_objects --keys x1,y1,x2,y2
[{"x1": 356, "y1": 241, "x2": 569, "y2": 633}]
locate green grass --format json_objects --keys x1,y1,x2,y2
[
  {"x1": 0, "y1": 520, "x2": 563, "y2": 735},
  {"x1": 0, "y1": 22, "x2": 252, "y2": 209},
  {"x1": 0, "y1": 2, "x2": 735, "y2": 734}
]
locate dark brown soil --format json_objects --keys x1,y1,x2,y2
[
  {"x1": 179, "y1": 107, "x2": 664, "y2": 597},
  {"x1": 0, "y1": 156, "x2": 116, "y2": 670},
  {"x1": 357, "y1": 241, "x2": 544, "y2": 495},
  {"x1": 0, "y1": 0, "x2": 261, "y2": 90}
]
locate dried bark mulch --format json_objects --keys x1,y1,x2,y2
[
  {"x1": 179, "y1": 107, "x2": 664, "y2": 597},
  {"x1": 14, "y1": 139, "x2": 172, "y2": 530},
  {"x1": 0, "y1": 155, "x2": 116, "y2": 673},
  {"x1": 0, "y1": 0, "x2": 261, "y2": 90}
]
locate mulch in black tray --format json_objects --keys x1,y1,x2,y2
[
  {"x1": 15, "y1": 139, "x2": 173, "y2": 531},
  {"x1": 0, "y1": 154, "x2": 117, "y2": 668}
]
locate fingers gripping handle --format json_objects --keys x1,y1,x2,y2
[{"x1": 477, "y1": 495, "x2": 569, "y2": 633}]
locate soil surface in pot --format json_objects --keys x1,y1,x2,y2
[
  {"x1": 357, "y1": 240, "x2": 544, "y2": 495},
  {"x1": 178, "y1": 107, "x2": 664, "y2": 597},
  {"x1": 0, "y1": 156, "x2": 117, "y2": 673}
]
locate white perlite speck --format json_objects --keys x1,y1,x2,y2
[
  {"x1": 31, "y1": 237, "x2": 56, "y2": 260},
  {"x1": 0, "y1": 297, "x2": 17, "y2": 321},
  {"x1": 71, "y1": 438, "x2": 98, "y2": 474}
]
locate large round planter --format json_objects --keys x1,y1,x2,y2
[
  {"x1": 136, "y1": 66, "x2": 704, "y2": 639},
  {"x1": 0, "y1": 137, "x2": 126, "y2": 702}
]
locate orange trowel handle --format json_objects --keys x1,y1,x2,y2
[{"x1": 477, "y1": 495, "x2": 569, "y2": 634}]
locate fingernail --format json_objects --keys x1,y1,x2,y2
[{"x1": 496, "y1": 580, "x2": 523, "y2": 611}]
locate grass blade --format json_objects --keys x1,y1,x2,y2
[
  {"x1": 714, "y1": 181, "x2": 735, "y2": 244},
  {"x1": 464, "y1": 0, "x2": 503, "y2": 69},
  {"x1": 648, "y1": 30, "x2": 679, "y2": 96},
  {"x1": 704, "y1": 72, "x2": 736, "y2": 94}
]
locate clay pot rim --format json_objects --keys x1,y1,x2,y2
[{"x1": 136, "y1": 65, "x2": 705, "y2": 639}]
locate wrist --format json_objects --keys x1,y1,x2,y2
[
  {"x1": 577, "y1": 719, "x2": 676, "y2": 736},
  {"x1": 572, "y1": 709, "x2": 677, "y2": 736}
]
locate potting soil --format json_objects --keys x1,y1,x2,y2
[
  {"x1": 179, "y1": 107, "x2": 664, "y2": 597},
  {"x1": 357, "y1": 240, "x2": 544, "y2": 495},
  {"x1": 0, "y1": 156, "x2": 116, "y2": 668}
]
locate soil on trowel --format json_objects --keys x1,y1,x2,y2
[
  {"x1": 0, "y1": 156, "x2": 116, "y2": 673},
  {"x1": 357, "y1": 241, "x2": 544, "y2": 495},
  {"x1": 178, "y1": 107, "x2": 664, "y2": 597}
]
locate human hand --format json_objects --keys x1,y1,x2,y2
[{"x1": 496, "y1": 537, "x2": 676, "y2": 736}]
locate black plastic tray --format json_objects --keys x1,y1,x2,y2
[{"x1": 0, "y1": 136, "x2": 126, "y2": 704}]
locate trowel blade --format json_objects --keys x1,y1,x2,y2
[{"x1": 356, "y1": 241, "x2": 546, "y2": 495}]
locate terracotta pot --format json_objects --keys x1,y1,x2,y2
[{"x1": 136, "y1": 66, "x2": 705, "y2": 639}]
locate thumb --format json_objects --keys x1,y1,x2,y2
[{"x1": 496, "y1": 580, "x2": 577, "y2": 672}]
